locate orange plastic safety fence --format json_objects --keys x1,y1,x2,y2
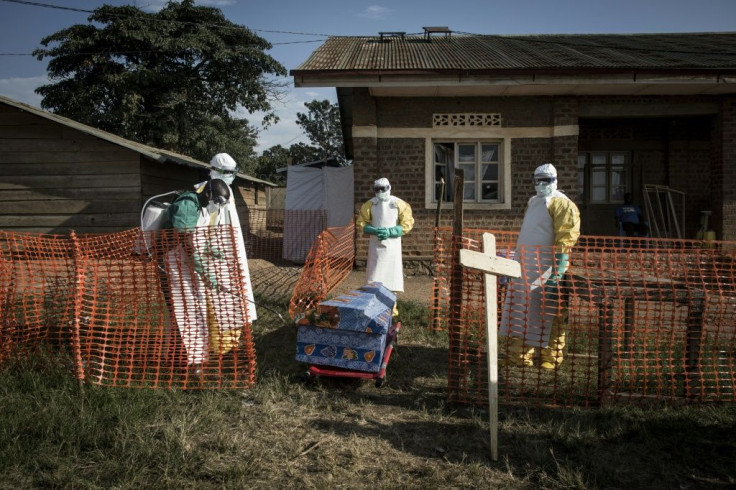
[
  {"x1": 289, "y1": 222, "x2": 355, "y2": 321},
  {"x1": 1, "y1": 226, "x2": 257, "y2": 389},
  {"x1": 0, "y1": 231, "x2": 75, "y2": 367},
  {"x1": 244, "y1": 208, "x2": 326, "y2": 263},
  {"x1": 433, "y1": 228, "x2": 736, "y2": 408}
]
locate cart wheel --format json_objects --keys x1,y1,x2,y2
[
  {"x1": 303, "y1": 370, "x2": 316, "y2": 383},
  {"x1": 375, "y1": 376, "x2": 385, "y2": 388}
]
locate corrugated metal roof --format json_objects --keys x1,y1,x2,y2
[
  {"x1": 0, "y1": 95, "x2": 276, "y2": 187},
  {"x1": 292, "y1": 32, "x2": 736, "y2": 73}
]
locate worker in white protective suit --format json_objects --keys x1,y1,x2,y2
[
  {"x1": 499, "y1": 163, "x2": 580, "y2": 370},
  {"x1": 356, "y1": 178, "x2": 414, "y2": 317},
  {"x1": 203, "y1": 153, "x2": 257, "y2": 324},
  {"x1": 163, "y1": 179, "x2": 250, "y2": 369}
]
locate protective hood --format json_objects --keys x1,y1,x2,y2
[
  {"x1": 534, "y1": 163, "x2": 557, "y2": 179},
  {"x1": 210, "y1": 153, "x2": 237, "y2": 185},
  {"x1": 534, "y1": 163, "x2": 558, "y2": 197},
  {"x1": 374, "y1": 177, "x2": 391, "y2": 202}
]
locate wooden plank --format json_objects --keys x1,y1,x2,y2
[
  {"x1": 597, "y1": 299, "x2": 614, "y2": 406},
  {"x1": 459, "y1": 249, "x2": 521, "y2": 278},
  {"x1": 0, "y1": 200, "x2": 139, "y2": 215},
  {"x1": 0, "y1": 174, "x2": 140, "y2": 189},
  {"x1": 0, "y1": 161, "x2": 138, "y2": 176},
  {"x1": 0, "y1": 187, "x2": 141, "y2": 201},
  {"x1": 0, "y1": 112, "x2": 51, "y2": 125},
  {"x1": 141, "y1": 160, "x2": 203, "y2": 180},
  {"x1": 141, "y1": 173, "x2": 200, "y2": 189},
  {"x1": 0, "y1": 138, "x2": 126, "y2": 152},
  {"x1": 448, "y1": 168, "x2": 464, "y2": 399},
  {"x1": 482, "y1": 234, "x2": 499, "y2": 463},
  {"x1": 0, "y1": 149, "x2": 138, "y2": 164},
  {"x1": 457, "y1": 232, "x2": 522, "y2": 462},
  {"x1": 0, "y1": 213, "x2": 138, "y2": 227},
  {"x1": 0, "y1": 125, "x2": 63, "y2": 139}
]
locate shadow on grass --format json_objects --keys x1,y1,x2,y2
[
  {"x1": 253, "y1": 320, "x2": 449, "y2": 397},
  {"x1": 307, "y1": 402, "x2": 736, "y2": 487}
]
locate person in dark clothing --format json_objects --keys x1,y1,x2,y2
[{"x1": 615, "y1": 193, "x2": 648, "y2": 237}]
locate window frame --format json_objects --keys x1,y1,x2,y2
[
  {"x1": 578, "y1": 151, "x2": 630, "y2": 205},
  {"x1": 425, "y1": 138, "x2": 510, "y2": 210}
]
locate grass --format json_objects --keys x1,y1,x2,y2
[{"x1": 1, "y1": 298, "x2": 735, "y2": 489}]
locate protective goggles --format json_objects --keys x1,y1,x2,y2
[
  {"x1": 215, "y1": 168, "x2": 237, "y2": 175},
  {"x1": 374, "y1": 185, "x2": 389, "y2": 192},
  {"x1": 534, "y1": 177, "x2": 556, "y2": 185},
  {"x1": 212, "y1": 195, "x2": 228, "y2": 206}
]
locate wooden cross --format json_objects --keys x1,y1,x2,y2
[{"x1": 459, "y1": 232, "x2": 521, "y2": 462}]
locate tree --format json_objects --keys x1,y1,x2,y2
[
  {"x1": 33, "y1": 0, "x2": 286, "y2": 169},
  {"x1": 253, "y1": 99, "x2": 347, "y2": 184},
  {"x1": 295, "y1": 99, "x2": 346, "y2": 163},
  {"x1": 253, "y1": 145, "x2": 289, "y2": 185}
]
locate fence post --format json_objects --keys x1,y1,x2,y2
[
  {"x1": 684, "y1": 291, "x2": 706, "y2": 400},
  {"x1": 597, "y1": 297, "x2": 614, "y2": 405},
  {"x1": 69, "y1": 231, "x2": 85, "y2": 391},
  {"x1": 448, "y1": 169, "x2": 464, "y2": 401}
]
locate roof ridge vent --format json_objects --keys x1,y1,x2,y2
[
  {"x1": 378, "y1": 31, "x2": 406, "y2": 41},
  {"x1": 423, "y1": 26, "x2": 451, "y2": 40}
]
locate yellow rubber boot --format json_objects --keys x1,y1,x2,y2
[
  {"x1": 504, "y1": 336, "x2": 535, "y2": 367},
  {"x1": 540, "y1": 307, "x2": 568, "y2": 369}
]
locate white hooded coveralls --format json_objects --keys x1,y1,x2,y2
[
  {"x1": 499, "y1": 189, "x2": 580, "y2": 348},
  {"x1": 358, "y1": 195, "x2": 414, "y2": 292},
  {"x1": 165, "y1": 188, "x2": 256, "y2": 365}
]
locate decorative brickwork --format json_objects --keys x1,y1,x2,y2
[
  {"x1": 432, "y1": 113, "x2": 501, "y2": 127},
  {"x1": 376, "y1": 97, "x2": 553, "y2": 128}
]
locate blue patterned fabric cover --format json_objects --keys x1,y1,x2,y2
[
  {"x1": 318, "y1": 282, "x2": 396, "y2": 334},
  {"x1": 296, "y1": 325, "x2": 387, "y2": 372}
]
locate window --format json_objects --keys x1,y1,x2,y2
[
  {"x1": 578, "y1": 151, "x2": 629, "y2": 204},
  {"x1": 433, "y1": 141, "x2": 501, "y2": 203}
]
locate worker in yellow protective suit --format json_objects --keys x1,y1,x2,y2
[
  {"x1": 500, "y1": 163, "x2": 580, "y2": 370},
  {"x1": 356, "y1": 178, "x2": 414, "y2": 317}
]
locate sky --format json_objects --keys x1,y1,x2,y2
[{"x1": 1, "y1": 0, "x2": 735, "y2": 154}]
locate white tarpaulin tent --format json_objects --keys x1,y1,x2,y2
[{"x1": 283, "y1": 165, "x2": 354, "y2": 262}]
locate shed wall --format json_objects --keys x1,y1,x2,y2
[{"x1": 0, "y1": 105, "x2": 142, "y2": 234}]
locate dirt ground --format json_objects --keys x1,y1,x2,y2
[
  {"x1": 248, "y1": 258, "x2": 435, "y2": 306},
  {"x1": 331, "y1": 269, "x2": 435, "y2": 305}
]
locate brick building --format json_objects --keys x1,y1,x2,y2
[{"x1": 291, "y1": 30, "x2": 736, "y2": 264}]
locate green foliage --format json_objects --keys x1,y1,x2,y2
[
  {"x1": 33, "y1": 0, "x2": 286, "y2": 167},
  {"x1": 253, "y1": 99, "x2": 347, "y2": 183},
  {"x1": 295, "y1": 99, "x2": 345, "y2": 162},
  {"x1": 253, "y1": 145, "x2": 289, "y2": 185}
]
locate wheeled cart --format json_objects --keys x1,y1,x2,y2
[{"x1": 304, "y1": 320, "x2": 401, "y2": 387}]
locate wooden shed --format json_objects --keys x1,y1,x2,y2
[{"x1": 0, "y1": 95, "x2": 275, "y2": 234}]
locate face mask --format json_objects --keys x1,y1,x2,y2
[
  {"x1": 206, "y1": 202, "x2": 222, "y2": 214},
  {"x1": 376, "y1": 190, "x2": 390, "y2": 201},
  {"x1": 535, "y1": 181, "x2": 557, "y2": 197},
  {"x1": 211, "y1": 169, "x2": 235, "y2": 185}
]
